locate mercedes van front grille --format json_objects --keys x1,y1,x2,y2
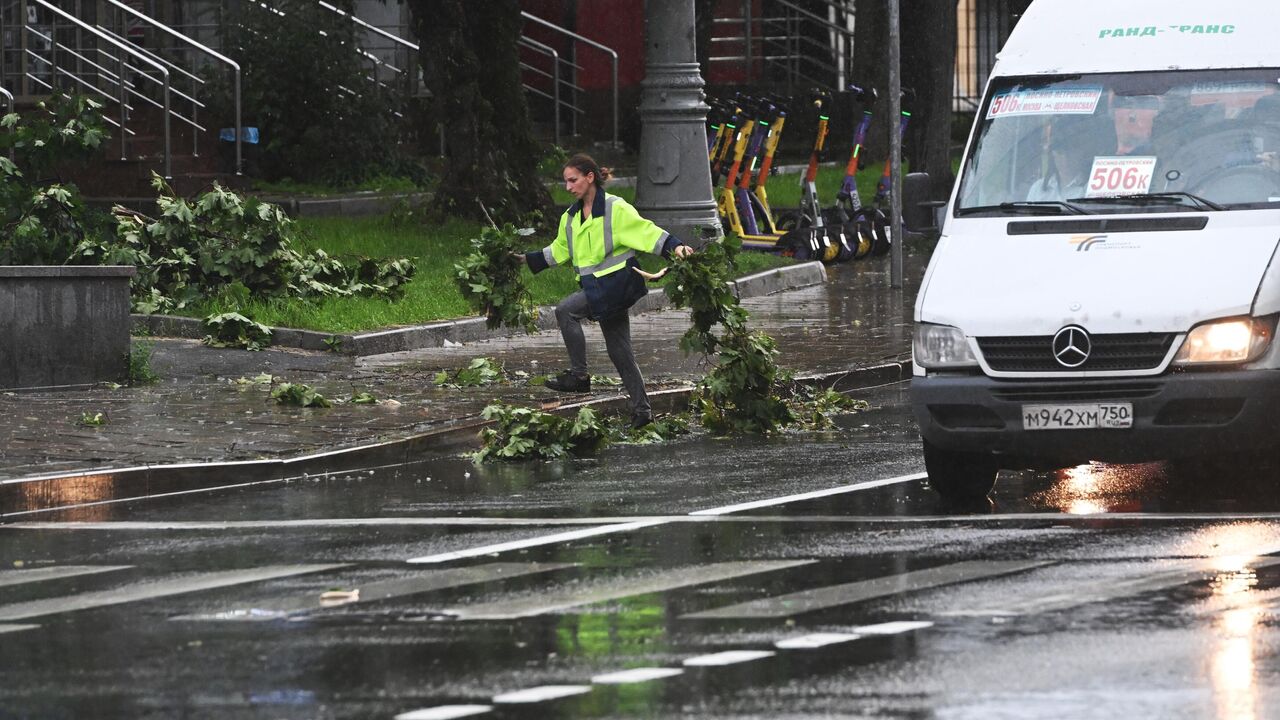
[{"x1": 977, "y1": 333, "x2": 1176, "y2": 372}]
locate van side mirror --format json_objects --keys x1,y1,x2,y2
[{"x1": 903, "y1": 172, "x2": 945, "y2": 239}]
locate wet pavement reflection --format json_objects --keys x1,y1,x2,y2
[{"x1": 11, "y1": 385, "x2": 1280, "y2": 716}]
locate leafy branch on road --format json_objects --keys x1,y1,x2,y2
[
  {"x1": 454, "y1": 224, "x2": 538, "y2": 332},
  {"x1": 471, "y1": 404, "x2": 688, "y2": 462}
]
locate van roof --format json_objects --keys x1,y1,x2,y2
[{"x1": 995, "y1": 0, "x2": 1275, "y2": 77}]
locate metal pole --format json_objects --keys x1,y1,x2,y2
[
  {"x1": 742, "y1": 0, "x2": 751, "y2": 84},
  {"x1": 888, "y1": 0, "x2": 903, "y2": 288},
  {"x1": 635, "y1": 0, "x2": 723, "y2": 245}
]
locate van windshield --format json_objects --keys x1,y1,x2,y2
[{"x1": 956, "y1": 69, "x2": 1280, "y2": 215}]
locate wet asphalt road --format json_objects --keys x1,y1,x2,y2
[{"x1": 6, "y1": 383, "x2": 1280, "y2": 719}]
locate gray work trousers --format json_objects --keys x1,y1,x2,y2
[{"x1": 555, "y1": 290, "x2": 650, "y2": 416}]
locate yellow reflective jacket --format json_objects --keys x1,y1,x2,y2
[{"x1": 527, "y1": 191, "x2": 682, "y2": 319}]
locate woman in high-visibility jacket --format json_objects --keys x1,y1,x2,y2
[{"x1": 520, "y1": 154, "x2": 693, "y2": 429}]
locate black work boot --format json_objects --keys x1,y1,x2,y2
[
  {"x1": 544, "y1": 371, "x2": 591, "y2": 393},
  {"x1": 630, "y1": 412, "x2": 654, "y2": 430}
]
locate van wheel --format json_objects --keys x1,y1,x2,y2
[{"x1": 923, "y1": 440, "x2": 999, "y2": 501}]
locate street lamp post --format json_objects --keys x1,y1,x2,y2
[{"x1": 634, "y1": 0, "x2": 723, "y2": 247}]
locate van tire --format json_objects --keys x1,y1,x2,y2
[{"x1": 923, "y1": 440, "x2": 999, "y2": 500}]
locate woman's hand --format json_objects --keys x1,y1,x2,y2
[
  {"x1": 511, "y1": 252, "x2": 528, "y2": 265},
  {"x1": 674, "y1": 244, "x2": 694, "y2": 259}
]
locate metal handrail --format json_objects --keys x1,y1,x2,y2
[
  {"x1": 101, "y1": 0, "x2": 242, "y2": 174},
  {"x1": 520, "y1": 11, "x2": 618, "y2": 148},
  {"x1": 518, "y1": 36, "x2": 561, "y2": 146},
  {"x1": 316, "y1": 1, "x2": 418, "y2": 52},
  {"x1": 27, "y1": 0, "x2": 172, "y2": 178}
]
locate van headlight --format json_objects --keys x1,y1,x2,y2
[
  {"x1": 1173, "y1": 316, "x2": 1275, "y2": 366},
  {"x1": 914, "y1": 323, "x2": 978, "y2": 368}
]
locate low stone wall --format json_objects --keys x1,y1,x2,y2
[{"x1": 0, "y1": 266, "x2": 136, "y2": 390}]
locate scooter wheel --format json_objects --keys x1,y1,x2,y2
[{"x1": 818, "y1": 228, "x2": 842, "y2": 264}]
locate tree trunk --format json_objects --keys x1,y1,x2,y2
[
  {"x1": 408, "y1": 0, "x2": 553, "y2": 225},
  {"x1": 852, "y1": 0, "x2": 957, "y2": 200},
  {"x1": 902, "y1": 0, "x2": 958, "y2": 199}
]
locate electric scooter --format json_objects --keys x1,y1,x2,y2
[{"x1": 833, "y1": 82, "x2": 885, "y2": 261}]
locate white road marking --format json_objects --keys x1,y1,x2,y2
[
  {"x1": 0, "y1": 564, "x2": 347, "y2": 621},
  {"x1": 0, "y1": 624, "x2": 38, "y2": 634},
  {"x1": 491, "y1": 685, "x2": 592, "y2": 704},
  {"x1": 688, "y1": 473, "x2": 927, "y2": 516},
  {"x1": 0, "y1": 565, "x2": 131, "y2": 588},
  {"x1": 683, "y1": 650, "x2": 775, "y2": 667},
  {"x1": 442, "y1": 560, "x2": 813, "y2": 620},
  {"x1": 944, "y1": 556, "x2": 1280, "y2": 617},
  {"x1": 17, "y1": 511, "x2": 1280, "y2": 531},
  {"x1": 171, "y1": 562, "x2": 576, "y2": 621},
  {"x1": 394, "y1": 705, "x2": 492, "y2": 720},
  {"x1": 682, "y1": 560, "x2": 1049, "y2": 619},
  {"x1": 406, "y1": 520, "x2": 667, "y2": 564},
  {"x1": 775, "y1": 632, "x2": 861, "y2": 649},
  {"x1": 854, "y1": 620, "x2": 935, "y2": 635},
  {"x1": 591, "y1": 667, "x2": 684, "y2": 684}
]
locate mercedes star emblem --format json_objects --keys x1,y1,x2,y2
[{"x1": 1052, "y1": 326, "x2": 1091, "y2": 368}]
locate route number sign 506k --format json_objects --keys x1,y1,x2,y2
[{"x1": 1086, "y1": 156, "x2": 1156, "y2": 197}]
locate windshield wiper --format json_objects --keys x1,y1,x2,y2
[
  {"x1": 1070, "y1": 192, "x2": 1225, "y2": 211},
  {"x1": 994, "y1": 200, "x2": 1086, "y2": 215}
]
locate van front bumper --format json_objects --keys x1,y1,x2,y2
[{"x1": 911, "y1": 369, "x2": 1280, "y2": 465}]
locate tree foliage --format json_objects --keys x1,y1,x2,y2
[
  {"x1": 454, "y1": 224, "x2": 538, "y2": 332},
  {"x1": 216, "y1": 0, "x2": 415, "y2": 185},
  {"x1": 72, "y1": 174, "x2": 416, "y2": 314},
  {"x1": 407, "y1": 0, "x2": 552, "y2": 224},
  {"x1": 0, "y1": 95, "x2": 112, "y2": 264}
]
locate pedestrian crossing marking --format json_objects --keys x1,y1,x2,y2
[
  {"x1": 591, "y1": 667, "x2": 684, "y2": 684},
  {"x1": 0, "y1": 565, "x2": 131, "y2": 588},
  {"x1": 682, "y1": 560, "x2": 1049, "y2": 619},
  {"x1": 441, "y1": 560, "x2": 814, "y2": 620},
  {"x1": 775, "y1": 632, "x2": 861, "y2": 649},
  {"x1": 0, "y1": 564, "x2": 347, "y2": 622},
  {"x1": 855, "y1": 620, "x2": 934, "y2": 635},
  {"x1": 942, "y1": 557, "x2": 1280, "y2": 616},
  {"x1": 492, "y1": 685, "x2": 591, "y2": 703},
  {"x1": 394, "y1": 705, "x2": 492, "y2": 720},
  {"x1": 170, "y1": 562, "x2": 577, "y2": 621},
  {"x1": 683, "y1": 650, "x2": 775, "y2": 666}
]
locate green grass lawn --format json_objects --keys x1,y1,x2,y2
[{"x1": 182, "y1": 213, "x2": 793, "y2": 334}]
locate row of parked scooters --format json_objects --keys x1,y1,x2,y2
[{"x1": 708, "y1": 85, "x2": 910, "y2": 263}]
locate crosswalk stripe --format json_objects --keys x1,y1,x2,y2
[
  {"x1": 170, "y1": 562, "x2": 577, "y2": 621},
  {"x1": 0, "y1": 564, "x2": 347, "y2": 622},
  {"x1": 0, "y1": 624, "x2": 38, "y2": 634},
  {"x1": 855, "y1": 620, "x2": 935, "y2": 635},
  {"x1": 591, "y1": 667, "x2": 684, "y2": 684},
  {"x1": 682, "y1": 560, "x2": 1050, "y2": 619},
  {"x1": 492, "y1": 685, "x2": 591, "y2": 703},
  {"x1": 394, "y1": 705, "x2": 492, "y2": 720},
  {"x1": 441, "y1": 560, "x2": 814, "y2": 620},
  {"x1": 683, "y1": 650, "x2": 775, "y2": 666},
  {"x1": 942, "y1": 557, "x2": 1280, "y2": 616},
  {"x1": 0, "y1": 565, "x2": 132, "y2": 588},
  {"x1": 775, "y1": 632, "x2": 861, "y2": 649}
]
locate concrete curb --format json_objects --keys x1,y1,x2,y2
[
  {"x1": 130, "y1": 261, "x2": 828, "y2": 356},
  {"x1": 0, "y1": 358, "x2": 910, "y2": 519}
]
